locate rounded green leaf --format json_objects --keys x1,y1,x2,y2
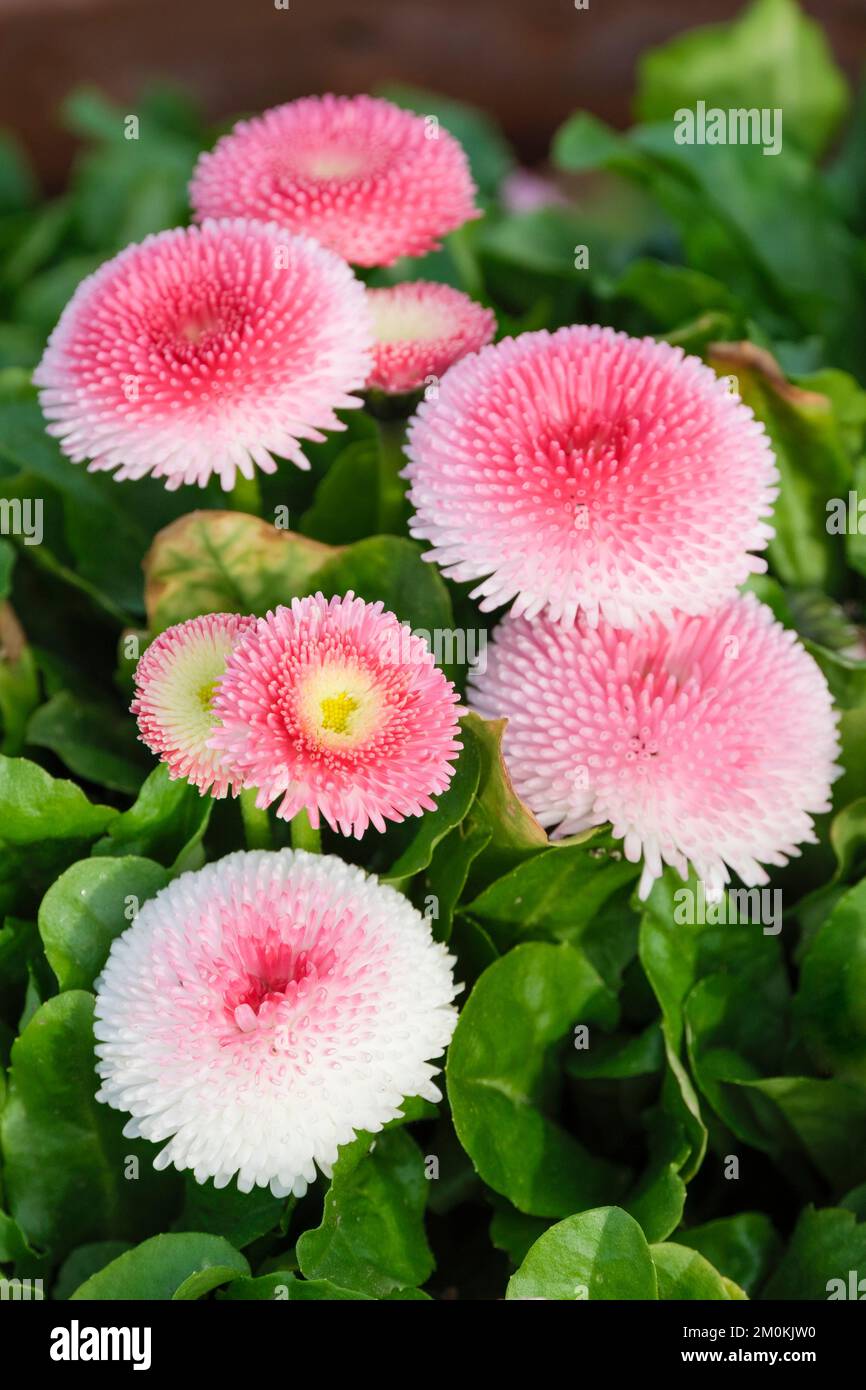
[
  {"x1": 69, "y1": 1232, "x2": 249, "y2": 1300},
  {"x1": 447, "y1": 942, "x2": 622, "y2": 1217},
  {"x1": 38, "y1": 855, "x2": 167, "y2": 991},
  {"x1": 506, "y1": 1207, "x2": 658, "y2": 1300},
  {"x1": 651, "y1": 1241, "x2": 744, "y2": 1300}
]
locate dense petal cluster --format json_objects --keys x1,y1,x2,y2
[
  {"x1": 94, "y1": 849, "x2": 460, "y2": 1196},
  {"x1": 366, "y1": 282, "x2": 496, "y2": 394},
  {"x1": 469, "y1": 593, "x2": 840, "y2": 896},
  {"x1": 34, "y1": 219, "x2": 372, "y2": 489},
  {"x1": 131, "y1": 612, "x2": 256, "y2": 797},
  {"x1": 189, "y1": 95, "x2": 480, "y2": 267},
  {"x1": 405, "y1": 325, "x2": 778, "y2": 628},
  {"x1": 210, "y1": 592, "x2": 462, "y2": 835}
]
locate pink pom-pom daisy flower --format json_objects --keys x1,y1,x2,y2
[
  {"x1": 94, "y1": 848, "x2": 460, "y2": 1196},
  {"x1": 210, "y1": 592, "x2": 462, "y2": 837},
  {"x1": 405, "y1": 325, "x2": 778, "y2": 628},
  {"x1": 189, "y1": 95, "x2": 480, "y2": 268},
  {"x1": 469, "y1": 592, "x2": 840, "y2": 898},
  {"x1": 366, "y1": 281, "x2": 496, "y2": 395},
  {"x1": 34, "y1": 218, "x2": 372, "y2": 490},
  {"x1": 132, "y1": 612, "x2": 256, "y2": 797}
]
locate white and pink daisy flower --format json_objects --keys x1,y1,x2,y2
[
  {"x1": 189, "y1": 95, "x2": 480, "y2": 268},
  {"x1": 34, "y1": 219, "x2": 372, "y2": 490},
  {"x1": 405, "y1": 325, "x2": 778, "y2": 628},
  {"x1": 209, "y1": 592, "x2": 462, "y2": 837},
  {"x1": 131, "y1": 612, "x2": 256, "y2": 797},
  {"x1": 366, "y1": 282, "x2": 495, "y2": 395},
  {"x1": 469, "y1": 593, "x2": 840, "y2": 897},
  {"x1": 94, "y1": 849, "x2": 459, "y2": 1196}
]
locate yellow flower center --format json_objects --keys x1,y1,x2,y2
[
  {"x1": 319, "y1": 691, "x2": 360, "y2": 736},
  {"x1": 198, "y1": 679, "x2": 219, "y2": 713}
]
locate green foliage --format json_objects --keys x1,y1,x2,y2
[
  {"x1": 68, "y1": 1233, "x2": 249, "y2": 1300},
  {"x1": 1, "y1": 2, "x2": 866, "y2": 1300}
]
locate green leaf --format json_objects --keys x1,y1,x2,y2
[
  {"x1": 0, "y1": 1205, "x2": 38, "y2": 1263},
  {"x1": 639, "y1": 869, "x2": 785, "y2": 1053},
  {"x1": 608, "y1": 259, "x2": 738, "y2": 331},
  {"x1": 296, "y1": 1128, "x2": 434, "y2": 1297},
  {"x1": 299, "y1": 441, "x2": 380, "y2": 543},
  {"x1": 677, "y1": 1213, "x2": 781, "y2": 1297},
  {"x1": 686, "y1": 965, "x2": 866, "y2": 1190},
  {"x1": 93, "y1": 763, "x2": 211, "y2": 872},
  {"x1": 144, "y1": 511, "x2": 335, "y2": 631},
  {"x1": 309, "y1": 535, "x2": 454, "y2": 640},
  {"x1": 0, "y1": 396, "x2": 173, "y2": 619},
  {"x1": 707, "y1": 345, "x2": 851, "y2": 593},
  {"x1": 552, "y1": 113, "x2": 639, "y2": 175},
  {"x1": 220, "y1": 1272, "x2": 373, "y2": 1300},
  {"x1": 459, "y1": 713, "x2": 548, "y2": 890},
  {"x1": 506, "y1": 1207, "x2": 658, "y2": 1300},
  {"x1": 175, "y1": 1175, "x2": 287, "y2": 1249},
  {"x1": 0, "y1": 753, "x2": 116, "y2": 846},
  {"x1": 27, "y1": 691, "x2": 149, "y2": 795},
  {"x1": 465, "y1": 834, "x2": 638, "y2": 949},
  {"x1": 650, "y1": 1241, "x2": 744, "y2": 1300},
  {"x1": 426, "y1": 819, "x2": 492, "y2": 943},
  {"x1": 636, "y1": 0, "x2": 849, "y2": 160},
  {"x1": 447, "y1": 942, "x2": 622, "y2": 1217},
  {"x1": 566, "y1": 1023, "x2": 664, "y2": 1080},
  {"x1": 69, "y1": 1232, "x2": 249, "y2": 1300},
  {"x1": 723, "y1": 1074, "x2": 866, "y2": 1192},
  {"x1": 796, "y1": 876, "x2": 866, "y2": 1080},
  {"x1": 38, "y1": 856, "x2": 167, "y2": 992},
  {"x1": 762, "y1": 1205, "x2": 866, "y2": 1300},
  {"x1": 625, "y1": 1162, "x2": 687, "y2": 1244},
  {"x1": 0, "y1": 992, "x2": 181, "y2": 1257},
  {"x1": 383, "y1": 720, "x2": 481, "y2": 882},
  {"x1": 53, "y1": 1242, "x2": 132, "y2": 1300},
  {"x1": 489, "y1": 1196, "x2": 551, "y2": 1268}
]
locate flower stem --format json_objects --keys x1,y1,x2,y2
[
  {"x1": 290, "y1": 807, "x2": 322, "y2": 854},
  {"x1": 240, "y1": 788, "x2": 272, "y2": 850},
  {"x1": 231, "y1": 469, "x2": 262, "y2": 517},
  {"x1": 374, "y1": 416, "x2": 409, "y2": 535}
]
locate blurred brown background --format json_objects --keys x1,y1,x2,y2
[{"x1": 1, "y1": 0, "x2": 864, "y2": 186}]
